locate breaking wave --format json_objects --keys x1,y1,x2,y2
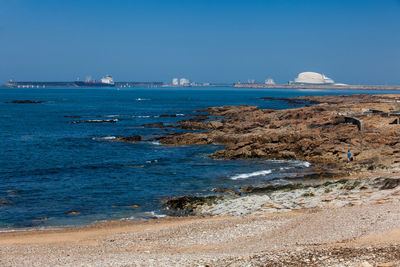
[
  {"x1": 104, "y1": 115, "x2": 120, "y2": 118},
  {"x1": 295, "y1": 161, "x2": 311, "y2": 167},
  {"x1": 131, "y1": 115, "x2": 151, "y2": 118},
  {"x1": 230, "y1": 170, "x2": 272, "y2": 180},
  {"x1": 92, "y1": 136, "x2": 117, "y2": 140}
]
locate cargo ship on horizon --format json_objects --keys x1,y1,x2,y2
[
  {"x1": 74, "y1": 75, "x2": 115, "y2": 88},
  {"x1": 5, "y1": 75, "x2": 116, "y2": 88}
]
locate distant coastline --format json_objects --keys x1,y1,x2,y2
[
  {"x1": 2, "y1": 80, "x2": 164, "y2": 88},
  {"x1": 3, "y1": 81, "x2": 400, "y2": 90},
  {"x1": 235, "y1": 83, "x2": 400, "y2": 90}
]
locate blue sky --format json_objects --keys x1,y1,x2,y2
[{"x1": 1, "y1": 0, "x2": 399, "y2": 84}]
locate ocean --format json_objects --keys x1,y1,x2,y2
[{"x1": 0, "y1": 87, "x2": 398, "y2": 229}]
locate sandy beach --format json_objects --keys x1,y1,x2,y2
[
  {"x1": 1, "y1": 197, "x2": 400, "y2": 266},
  {"x1": 1, "y1": 170, "x2": 400, "y2": 266}
]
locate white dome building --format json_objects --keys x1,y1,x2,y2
[{"x1": 294, "y1": 72, "x2": 334, "y2": 85}]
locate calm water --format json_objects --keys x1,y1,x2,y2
[{"x1": 0, "y1": 87, "x2": 398, "y2": 229}]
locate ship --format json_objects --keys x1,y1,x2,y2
[
  {"x1": 73, "y1": 75, "x2": 115, "y2": 87},
  {"x1": 5, "y1": 75, "x2": 116, "y2": 88},
  {"x1": 4, "y1": 76, "x2": 165, "y2": 88}
]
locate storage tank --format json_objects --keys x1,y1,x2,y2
[{"x1": 294, "y1": 72, "x2": 334, "y2": 85}]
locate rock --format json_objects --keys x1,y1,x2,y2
[
  {"x1": 279, "y1": 151, "x2": 297, "y2": 160},
  {"x1": 161, "y1": 133, "x2": 211, "y2": 145},
  {"x1": 259, "y1": 96, "x2": 320, "y2": 106},
  {"x1": 212, "y1": 188, "x2": 241, "y2": 196},
  {"x1": 183, "y1": 115, "x2": 208, "y2": 122},
  {"x1": 67, "y1": 211, "x2": 79, "y2": 215},
  {"x1": 154, "y1": 94, "x2": 400, "y2": 172},
  {"x1": 130, "y1": 204, "x2": 140, "y2": 208},
  {"x1": 116, "y1": 135, "x2": 142, "y2": 142},
  {"x1": 208, "y1": 121, "x2": 223, "y2": 129},
  {"x1": 8, "y1": 100, "x2": 45, "y2": 104},
  {"x1": 0, "y1": 197, "x2": 12, "y2": 206},
  {"x1": 163, "y1": 196, "x2": 221, "y2": 215},
  {"x1": 71, "y1": 119, "x2": 118, "y2": 124},
  {"x1": 378, "y1": 178, "x2": 400, "y2": 190},
  {"x1": 159, "y1": 114, "x2": 177, "y2": 118},
  {"x1": 64, "y1": 115, "x2": 82, "y2": 118},
  {"x1": 240, "y1": 183, "x2": 306, "y2": 194},
  {"x1": 178, "y1": 121, "x2": 208, "y2": 130},
  {"x1": 142, "y1": 122, "x2": 165, "y2": 128}
]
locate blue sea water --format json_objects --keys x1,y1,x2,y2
[{"x1": 0, "y1": 87, "x2": 398, "y2": 229}]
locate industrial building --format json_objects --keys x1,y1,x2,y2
[
  {"x1": 265, "y1": 78, "x2": 275, "y2": 85},
  {"x1": 294, "y1": 72, "x2": 335, "y2": 85},
  {"x1": 179, "y1": 78, "x2": 190, "y2": 86}
]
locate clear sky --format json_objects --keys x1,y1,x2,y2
[{"x1": 1, "y1": 0, "x2": 399, "y2": 84}]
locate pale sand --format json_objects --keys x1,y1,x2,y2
[
  {"x1": 1, "y1": 171, "x2": 400, "y2": 266},
  {"x1": 1, "y1": 201, "x2": 400, "y2": 266}
]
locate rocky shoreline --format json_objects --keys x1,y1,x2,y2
[
  {"x1": 164, "y1": 177, "x2": 400, "y2": 217},
  {"x1": 156, "y1": 94, "x2": 400, "y2": 172},
  {"x1": 116, "y1": 94, "x2": 400, "y2": 216}
]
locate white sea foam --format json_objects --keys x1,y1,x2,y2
[
  {"x1": 291, "y1": 161, "x2": 312, "y2": 168},
  {"x1": 297, "y1": 161, "x2": 311, "y2": 167},
  {"x1": 86, "y1": 119, "x2": 118, "y2": 123},
  {"x1": 105, "y1": 115, "x2": 120, "y2": 118},
  {"x1": 135, "y1": 98, "x2": 150, "y2": 101},
  {"x1": 123, "y1": 211, "x2": 167, "y2": 221},
  {"x1": 133, "y1": 115, "x2": 151, "y2": 118},
  {"x1": 303, "y1": 162, "x2": 311, "y2": 167},
  {"x1": 269, "y1": 160, "x2": 287, "y2": 164},
  {"x1": 144, "y1": 211, "x2": 167, "y2": 218},
  {"x1": 176, "y1": 114, "x2": 185, "y2": 116},
  {"x1": 231, "y1": 170, "x2": 272, "y2": 180},
  {"x1": 92, "y1": 136, "x2": 116, "y2": 140},
  {"x1": 151, "y1": 141, "x2": 160, "y2": 145},
  {"x1": 146, "y1": 159, "x2": 159, "y2": 164}
]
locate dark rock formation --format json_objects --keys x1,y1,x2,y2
[
  {"x1": 8, "y1": 100, "x2": 45, "y2": 104},
  {"x1": 70, "y1": 119, "x2": 118, "y2": 124},
  {"x1": 158, "y1": 94, "x2": 400, "y2": 172},
  {"x1": 163, "y1": 196, "x2": 221, "y2": 215},
  {"x1": 212, "y1": 188, "x2": 242, "y2": 196},
  {"x1": 378, "y1": 178, "x2": 400, "y2": 190},
  {"x1": 64, "y1": 115, "x2": 82, "y2": 118},
  {"x1": 142, "y1": 122, "x2": 166, "y2": 128},
  {"x1": 259, "y1": 97, "x2": 320, "y2": 106},
  {"x1": 116, "y1": 135, "x2": 142, "y2": 143},
  {"x1": 159, "y1": 114, "x2": 177, "y2": 118},
  {"x1": 0, "y1": 197, "x2": 13, "y2": 206}
]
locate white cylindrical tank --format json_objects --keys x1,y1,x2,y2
[
  {"x1": 179, "y1": 78, "x2": 190, "y2": 86},
  {"x1": 265, "y1": 78, "x2": 275, "y2": 85}
]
